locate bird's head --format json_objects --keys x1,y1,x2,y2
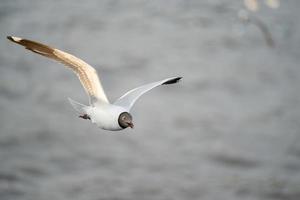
[{"x1": 118, "y1": 112, "x2": 134, "y2": 129}]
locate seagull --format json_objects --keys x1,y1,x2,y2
[{"x1": 7, "y1": 36, "x2": 182, "y2": 131}]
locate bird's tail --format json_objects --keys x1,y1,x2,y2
[{"x1": 68, "y1": 98, "x2": 88, "y2": 115}]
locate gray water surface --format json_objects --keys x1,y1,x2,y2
[{"x1": 1, "y1": 1, "x2": 300, "y2": 200}]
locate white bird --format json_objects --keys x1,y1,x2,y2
[{"x1": 7, "y1": 36, "x2": 182, "y2": 131}]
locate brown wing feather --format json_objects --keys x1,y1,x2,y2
[{"x1": 7, "y1": 36, "x2": 109, "y2": 104}]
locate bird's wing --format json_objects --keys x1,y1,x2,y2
[
  {"x1": 114, "y1": 77, "x2": 181, "y2": 111},
  {"x1": 7, "y1": 36, "x2": 109, "y2": 104}
]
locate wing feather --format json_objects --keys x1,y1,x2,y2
[
  {"x1": 7, "y1": 36, "x2": 109, "y2": 104},
  {"x1": 114, "y1": 77, "x2": 182, "y2": 111}
]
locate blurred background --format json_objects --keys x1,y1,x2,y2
[{"x1": 1, "y1": 0, "x2": 300, "y2": 199}]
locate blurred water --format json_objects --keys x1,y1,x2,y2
[{"x1": 1, "y1": 0, "x2": 300, "y2": 200}]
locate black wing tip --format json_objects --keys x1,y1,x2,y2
[
  {"x1": 7, "y1": 36, "x2": 21, "y2": 43},
  {"x1": 162, "y1": 77, "x2": 182, "y2": 85},
  {"x1": 7, "y1": 36, "x2": 13, "y2": 41}
]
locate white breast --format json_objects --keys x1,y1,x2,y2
[{"x1": 86, "y1": 103, "x2": 127, "y2": 131}]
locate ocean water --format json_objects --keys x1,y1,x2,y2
[{"x1": 0, "y1": 0, "x2": 300, "y2": 199}]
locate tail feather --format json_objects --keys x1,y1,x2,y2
[{"x1": 68, "y1": 98, "x2": 88, "y2": 115}]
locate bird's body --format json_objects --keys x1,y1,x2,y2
[
  {"x1": 87, "y1": 103, "x2": 127, "y2": 131},
  {"x1": 7, "y1": 36, "x2": 181, "y2": 131}
]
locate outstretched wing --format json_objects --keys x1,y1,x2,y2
[
  {"x1": 7, "y1": 36, "x2": 109, "y2": 104},
  {"x1": 114, "y1": 77, "x2": 182, "y2": 111}
]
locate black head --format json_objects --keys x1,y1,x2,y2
[{"x1": 118, "y1": 112, "x2": 134, "y2": 129}]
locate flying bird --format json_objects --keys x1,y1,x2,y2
[{"x1": 7, "y1": 36, "x2": 181, "y2": 131}]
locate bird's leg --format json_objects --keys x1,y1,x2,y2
[{"x1": 79, "y1": 114, "x2": 91, "y2": 120}]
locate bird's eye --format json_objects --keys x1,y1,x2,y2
[{"x1": 122, "y1": 116, "x2": 126, "y2": 120}]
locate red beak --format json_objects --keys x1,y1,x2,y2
[{"x1": 127, "y1": 122, "x2": 134, "y2": 129}]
